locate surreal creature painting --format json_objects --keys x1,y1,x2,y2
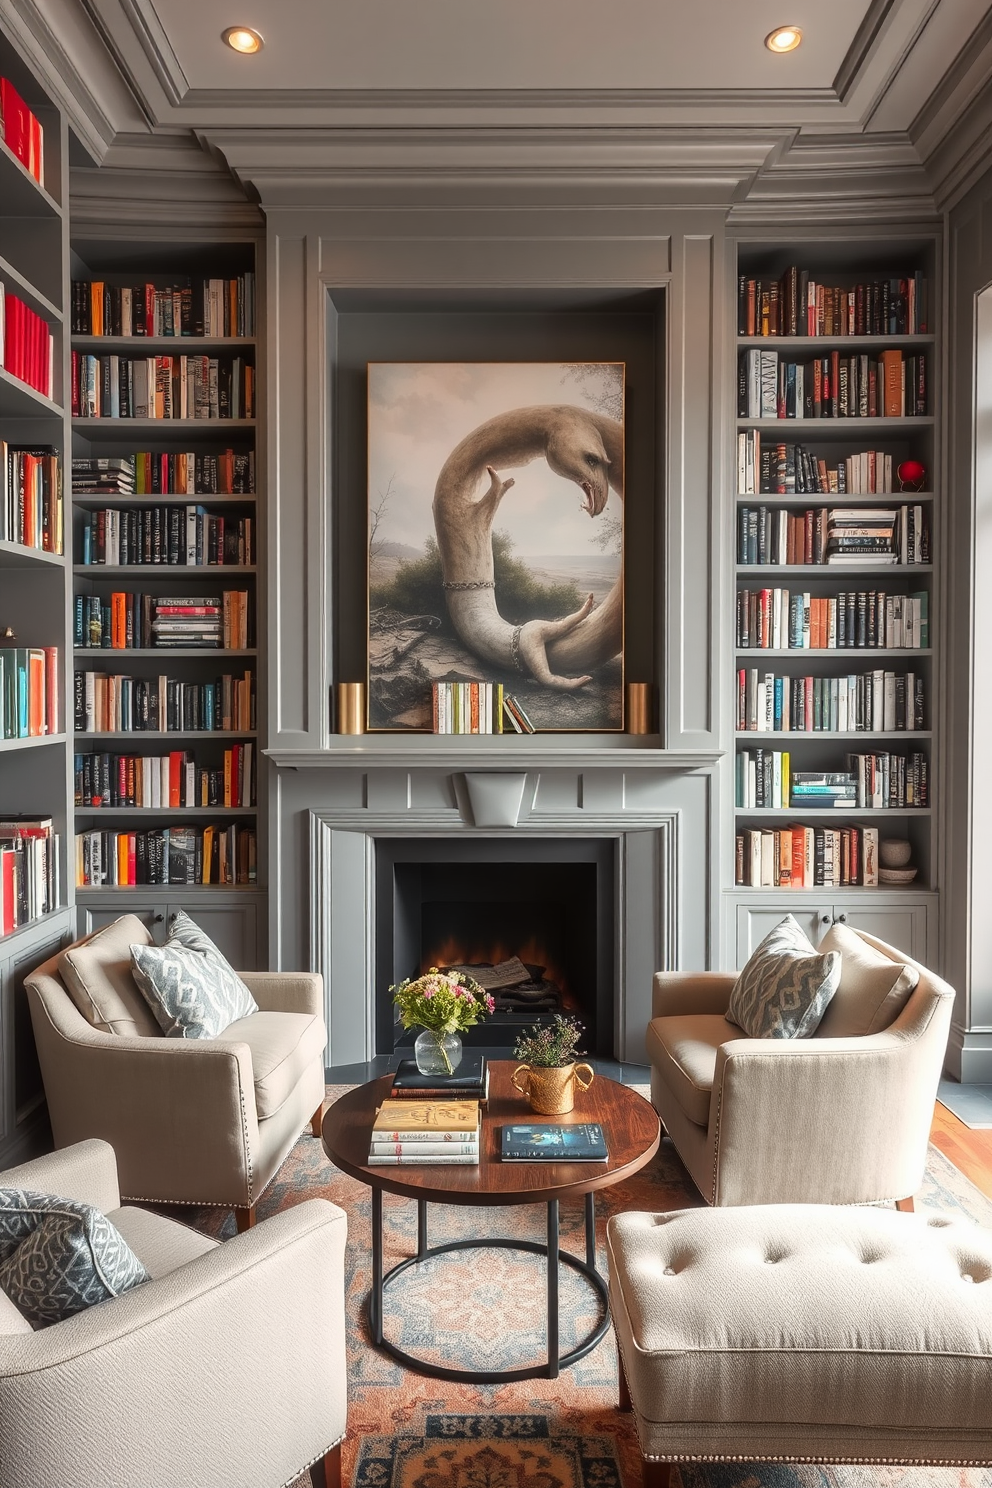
[{"x1": 367, "y1": 362, "x2": 624, "y2": 731}]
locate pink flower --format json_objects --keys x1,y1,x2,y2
[
  {"x1": 453, "y1": 987, "x2": 463, "y2": 998},
  {"x1": 422, "y1": 986, "x2": 434, "y2": 999}
]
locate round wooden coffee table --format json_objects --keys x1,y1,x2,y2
[{"x1": 321, "y1": 1060, "x2": 660, "y2": 1382}]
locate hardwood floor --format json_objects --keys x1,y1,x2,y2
[{"x1": 930, "y1": 1100, "x2": 992, "y2": 1200}]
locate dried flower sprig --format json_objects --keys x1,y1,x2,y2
[{"x1": 513, "y1": 1013, "x2": 586, "y2": 1068}]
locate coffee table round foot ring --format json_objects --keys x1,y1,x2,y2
[{"x1": 368, "y1": 1236, "x2": 610, "y2": 1383}]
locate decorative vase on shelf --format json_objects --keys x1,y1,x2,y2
[{"x1": 414, "y1": 1029, "x2": 463, "y2": 1077}]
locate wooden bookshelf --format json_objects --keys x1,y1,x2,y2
[{"x1": 728, "y1": 234, "x2": 941, "y2": 964}]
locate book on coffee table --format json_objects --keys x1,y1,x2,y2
[
  {"x1": 500, "y1": 1123, "x2": 608, "y2": 1162},
  {"x1": 368, "y1": 1098, "x2": 482, "y2": 1165},
  {"x1": 388, "y1": 1055, "x2": 489, "y2": 1102}
]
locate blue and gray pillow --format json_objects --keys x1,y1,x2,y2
[
  {"x1": 131, "y1": 909, "x2": 258, "y2": 1039},
  {"x1": 0, "y1": 1189, "x2": 149, "y2": 1329},
  {"x1": 727, "y1": 914, "x2": 841, "y2": 1038}
]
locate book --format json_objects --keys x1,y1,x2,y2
[
  {"x1": 388, "y1": 1055, "x2": 488, "y2": 1097},
  {"x1": 500, "y1": 1123, "x2": 608, "y2": 1162},
  {"x1": 367, "y1": 1152, "x2": 479, "y2": 1166},
  {"x1": 369, "y1": 1140, "x2": 479, "y2": 1156},
  {"x1": 371, "y1": 1099, "x2": 481, "y2": 1133}
]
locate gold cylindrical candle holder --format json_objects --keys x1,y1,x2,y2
[
  {"x1": 336, "y1": 682, "x2": 366, "y2": 735},
  {"x1": 626, "y1": 682, "x2": 653, "y2": 735}
]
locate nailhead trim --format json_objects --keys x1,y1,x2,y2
[
  {"x1": 643, "y1": 1455, "x2": 992, "y2": 1467},
  {"x1": 279, "y1": 1435, "x2": 345, "y2": 1488}
]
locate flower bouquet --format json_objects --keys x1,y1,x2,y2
[{"x1": 391, "y1": 967, "x2": 496, "y2": 1076}]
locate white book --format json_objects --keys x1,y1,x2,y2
[
  {"x1": 759, "y1": 830, "x2": 775, "y2": 887},
  {"x1": 883, "y1": 672, "x2": 896, "y2": 732},
  {"x1": 748, "y1": 829, "x2": 762, "y2": 886}
]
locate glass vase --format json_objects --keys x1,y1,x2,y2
[{"x1": 414, "y1": 1029, "x2": 463, "y2": 1077}]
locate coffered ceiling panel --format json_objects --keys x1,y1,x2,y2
[{"x1": 147, "y1": 0, "x2": 869, "y2": 92}]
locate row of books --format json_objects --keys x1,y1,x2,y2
[
  {"x1": 72, "y1": 452, "x2": 255, "y2": 497},
  {"x1": 74, "y1": 744, "x2": 255, "y2": 810},
  {"x1": 71, "y1": 354, "x2": 255, "y2": 421},
  {"x1": 71, "y1": 276, "x2": 256, "y2": 339},
  {"x1": 1, "y1": 443, "x2": 62, "y2": 553},
  {"x1": 0, "y1": 820, "x2": 58, "y2": 937},
  {"x1": 736, "y1": 437, "x2": 910, "y2": 497},
  {"x1": 737, "y1": 506, "x2": 930, "y2": 567},
  {"x1": 0, "y1": 77, "x2": 44, "y2": 185},
  {"x1": 79, "y1": 507, "x2": 253, "y2": 568},
  {"x1": 736, "y1": 754, "x2": 928, "y2": 810},
  {"x1": 737, "y1": 270, "x2": 927, "y2": 338},
  {"x1": 736, "y1": 825, "x2": 882, "y2": 888},
  {"x1": 737, "y1": 589, "x2": 929, "y2": 651},
  {"x1": 739, "y1": 349, "x2": 927, "y2": 421},
  {"x1": 73, "y1": 591, "x2": 251, "y2": 651},
  {"x1": 1, "y1": 287, "x2": 53, "y2": 400},
  {"x1": 74, "y1": 670, "x2": 255, "y2": 734},
  {"x1": 1, "y1": 647, "x2": 58, "y2": 739},
  {"x1": 431, "y1": 680, "x2": 502, "y2": 733},
  {"x1": 736, "y1": 668, "x2": 926, "y2": 734},
  {"x1": 74, "y1": 823, "x2": 256, "y2": 887}
]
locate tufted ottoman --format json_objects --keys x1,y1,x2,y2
[{"x1": 606, "y1": 1204, "x2": 992, "y2": 1485}]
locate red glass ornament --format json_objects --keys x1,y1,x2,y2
[{"x1": 897, "y1": 459, "x2": 926, "y2": 492}]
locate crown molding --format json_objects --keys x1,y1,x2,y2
[{"x1": 70, "y1": 130, "x2": 263, "y2": 228}]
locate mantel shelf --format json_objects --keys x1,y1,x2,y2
[{"x1": 265, "y1": 738, "x2": 724, "y2": 770}]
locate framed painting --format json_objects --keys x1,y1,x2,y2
[{"x1": 367, "y1": 361, "x2": 624, "y2": 731}]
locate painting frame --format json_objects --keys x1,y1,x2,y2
[{"x1": 367, "y1": 360, "x2": 625, "y2": 733}]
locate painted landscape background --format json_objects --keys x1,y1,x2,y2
[{"x1": 367, "y1": 362, "x2": 624, "y2": 730}]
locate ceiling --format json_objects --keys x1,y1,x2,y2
[{"x1": 8, "y1": 0, "x2": 992, "y2": 213}]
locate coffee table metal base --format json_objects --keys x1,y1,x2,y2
[{"x1": 369, "y1": 1189, "x2": 609, "y2": 1383}]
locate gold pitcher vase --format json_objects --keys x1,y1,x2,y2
[{"x1": 511, "y1": 1061, "x2": 595, "y2": 1115}]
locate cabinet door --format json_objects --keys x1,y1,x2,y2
[
  {"x1": 736, "y1": 905, "x2": 832, "y2": 964},
  {"x1": 76, "y1": 905, "x2": 167, "y2": 943},
  {"x1": 828, "y1": 903, "x2": 930, "y2": 963},
  {"x1": 0, "y1": 924, "x2": 73, "y2": 1165},
  {"x1": 168, "y1": 902, "x2": 259, "y2": 970}
]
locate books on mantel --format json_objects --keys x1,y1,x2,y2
[
  {"x1": 387, "y1": 1055, "x2": 489, "y2": 1103},
  {"x1": 368, "y1": 1099, "x2": 481, "y2": 1166},
  {"x1": 500, "y1": 1123, "x2": 609, "y2": 1163}
]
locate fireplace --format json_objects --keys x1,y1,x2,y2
[{"x1": 374, "y1": 838, "x2": 616, "y2": 1057}]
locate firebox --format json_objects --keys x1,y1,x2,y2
[{"x1": 374, "y1": 837, "x2": 616, "y2": 1057}]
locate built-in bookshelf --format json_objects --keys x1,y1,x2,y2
[
  {"x1": 0, "y1": 15, "x2": 76, "y2": 1163},
  {"x1": 69, "y1": 238, "x2": 262, "y2": 929},
  {"x1": 729, "y1": 236, "x2": 940, "y2": 959}
]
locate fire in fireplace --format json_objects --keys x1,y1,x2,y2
[{"x1": 374, "y1": 837, "x2": 616, "y2": 1057}]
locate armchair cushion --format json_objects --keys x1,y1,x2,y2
[
  {"x1": 109, "y1": 1206, "x2": 218, "y2": 1279},
  {"x1": 645, "y1": 1015, "x2": 746, "y2": 1126},
  {"x1": 727, "y1": 914, "x2": 840, "y2": 1039},
  {"x1": 131, "y1": 910, "x2": 258, "y2": 1039},
  {"x1": 222, "y1": 1010, "x2": 326, "y2": 1119},
  {"x1": 814, "y1": 921, "x2": 919, "y2": 1037},
  {"x1": 0, "y1": 1189, "x2": 149, "y2": 1329},
  {"x1": 59, "y1": 915, "x2": 160, "y2": 1038}
]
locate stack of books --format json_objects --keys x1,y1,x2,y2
[
  {"x1": 790, "y1": 771, "x2": 857, "y2": 809},
  {"x1": 368, "y1": 1099, "x2": 481, "y2": 1166},
  {"x1": 826, "y1": 509, "x2": 899, "y2": 566},
  {"x1": 387, "y1": 1054, "x2": 489, "y2": 1103},
  {"x1": 71, "y1": 457, "x2": 135, "y2": 498}
]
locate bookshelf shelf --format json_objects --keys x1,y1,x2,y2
[
  {"x1": 0, "y1": 367, "x2": 61, "y2": 420},
  {"x1": 737, "y1": 335, "x2": 935, "y2": 350},
  {"x1": 0, "y1": 541, "x2": 66, "y2": 570},
  {"x1": 0, "y1": 732, "x2": 67, "y2": 753},
  {"x1": 0, "y1": 136, "x2": 61, "y2": 218},
  {"x1": 70, "y1": 239, "x2": 263, "y2": 920},
  {"x1": 0, "y1": 253, "x2": 62, "y2": 323},
  {"x1": 737, "y1": 564, "x2": 933, "y2": 576},
  {"x1": 730, "y1": 237, "x2": 939, "y2": 913},
  {"x1": 73, "y1": 566, "x2": 256, "y2": 576}
]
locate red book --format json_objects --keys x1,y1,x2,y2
[
  {"x1": 169, "y1": 751, "x2": 182, "y2": 809},
  {"x1": 0, "y1": 848, "x2": 14, "y2": 935},
  {"x1": 44, "y1": 646, "x2": 58, "y2": 734},
  {"x1": 0, "y1": 78, "x2": 31, "y2": 171}
]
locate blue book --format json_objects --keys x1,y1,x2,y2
[{"x1": 500, "y1": 1123, "x2": 608, "y2": 1162}]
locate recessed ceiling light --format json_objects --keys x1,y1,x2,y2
[
  {"x1": 765, "y1": 25, "x2": 802, "y2": 52},
  {"x1": 222, "y1": 26, "x2": 263, "y2": 54}
]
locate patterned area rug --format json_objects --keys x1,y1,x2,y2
[{"x1": 190, "y1": 1087, "x2": 992, "y2": 1488}]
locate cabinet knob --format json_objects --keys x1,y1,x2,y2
[
  {"x1": 820, "y1": 915, "x2": 832, "y2": 925},
  {"x1": 153, "y1": 913, "x2": 165, "y2": 923},
  {"x1": 836, "y1": 913, "x2": 848, "y2": 924}
]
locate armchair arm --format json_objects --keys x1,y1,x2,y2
[
  {"x1": 653, "y1": 971, "x2": 737, "y2": 1019},
  {"x1": 0, "y1": 1199, "x2": 348, "y2": 1488},
  {"x1": 240, "y1": 970, "x2": 324, "y2": 1018},
  {"x1": 27, "y1": 986, "x2": 259, "y2": 1209},
  {"x1": 710, "y1": 1010, "x2": 945, "y2": 1206},
  {"x1": 0, "y1": 1139, "x2": 120, "y2": 1213}
]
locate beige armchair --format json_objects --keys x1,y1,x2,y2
[
  {"x1": 0, "y1": 1139, "x2": 346, "y2": 1488},
  {"x1": 25, "y1": 916, "x2": 327, "y2": 1230},
  {"x1": 646, "y1": 924, "x2": 954, "y2": 1207}
]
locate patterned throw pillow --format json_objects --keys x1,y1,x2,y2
[
  {"x1": 727, "y1": 915, "x2": 841, "y2": 1038},
  {"x1": 130, "y1": 909, "x2": 258, "y2": 1039},
  {"x1": 0, "y1": 1189, "x2": 149, "y2": 1329}
]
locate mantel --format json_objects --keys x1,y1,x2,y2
[{"x1": 265, "y1": 738, "x2": 723, "y2": 770}]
